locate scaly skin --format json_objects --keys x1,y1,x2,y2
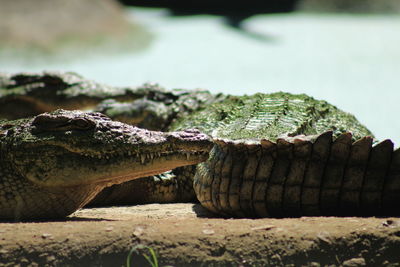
[
  {"x1": 170, "y1": 92, "x2": 373, "y2": 141},
  {"x1": 0, "y1": 71, "x2": 225, "y2": 129},
  {"x1": 0, "y1": 110, "x2": 212, "y2": 220},
  {"x1": 0, "y1": 71, "x2": 223, "y2": 207},
  {"x1": 0, "y1": 71, "x2": 225, "y2": 207},
  {"x1": 95, "y1": 86, "x2": 225, "y2": 131},
  {"x1": 98, "y1": 92, "x2": 383, "y2": 211},
  {"x1": 0, "y1": 71, "x2": 140, "y2": 119},
  {"x1": 195, "y1": 133, "x2": 400, "y2": 217},
  {"x1": 89, "y1": 89, "x2": 226, "y2": 205},
  {"x1": 2, "y1": 72, "x2": 398, "y2": 218},
  {"x1": 171, "y1": 93, "x2": 399, "y2": 217}
]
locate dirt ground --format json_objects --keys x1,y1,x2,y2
[{"x1": 0, "y1": 203, "x2": 399, "y2": 267}]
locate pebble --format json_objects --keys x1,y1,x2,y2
[
  {"x1": 316, "y1": 231, "x2": 331, "y2": 244},
  {"x1": 251, "y1": 224, "x2": 275, "y2": 231},
  {"x1": 133, "y1": 226, "x2": 144, "y2": 236},
  {"x1": 342, "y1": 257, "x2": 366, "y2": 267},
  {"x1": 382, "y1": 219, "x2": 400, "y2": 228},
  {"x1": 202, "y1": 229, "x2": 215, "y2": 235},
  {"x1": 41, "y1": 233, "x2": 53, "y2": 239}
]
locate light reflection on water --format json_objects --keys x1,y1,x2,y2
[{"x1": 1, "y1": 7, "x2": 399, "y2": 144}]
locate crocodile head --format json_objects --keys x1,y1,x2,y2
[
  {"x1": 4, "y1": 109, "x2": 212, "y2": 188},
  {"x1": 0, "y1": 109, "x2": 212, "y2": 220},
  {"x1": 0, "y1": 71, "x2": 140, "y2": 119}
]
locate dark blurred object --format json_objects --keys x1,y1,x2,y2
[
  {"x1": 118, "y1": 0, "x2": 299, "y2": 13},
  {"x1": 118, "y1": 0, "x2": 300, "y2": 27}
]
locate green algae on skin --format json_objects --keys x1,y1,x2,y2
[{"x1": 171, "y1": 92, "x2": 373, "y2": 142}]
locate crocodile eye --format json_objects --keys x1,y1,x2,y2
[
  {"x1": 32, "y1": 114, "x2": 95, "y2": 133},
  {"x1": 32, "y1": 114, "x2": 70, "y2": 132},
  {"x1": 72, "y1": 118, "x2": 95, "y2": 130}
]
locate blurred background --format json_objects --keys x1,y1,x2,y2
[{"x1": 0, "y1": 0, "x2": 399, "y2": 144}]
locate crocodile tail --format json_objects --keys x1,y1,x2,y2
[{"x1": 194, "y1": 132, "x2": 400, "y2": 217}]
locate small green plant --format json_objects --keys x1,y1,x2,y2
[{"x1": 126, "y1": 244, "x2": 173, "y2": 267}]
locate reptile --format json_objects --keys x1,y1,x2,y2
[
  {"x1": 169, "y1": 93, "x2": 399, "y2": 217},
  {"x1": 112, "y1": 91, "x2": 399, "y2": 217},
  {"x1": 0, "y1": 71, "x2": 225, "y2": 206},
  {"x1": 0, "y1": 71, "x2": 225, "y2": 130},
  {"x1": 1, "y1": 72, "x2": 399, "y2": 218},
  {"x1": 0, "y1": 109, "x2": 212, "y2": 220}
]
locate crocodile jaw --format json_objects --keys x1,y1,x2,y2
[
  {"x1": 1, "y1": 110, "x2": 212, "y2": 220},
  {"x1": 7, "y1": 110, "x2": 213, "y2": 188},
  {"x1": 90, "y1": 150, "x2": 211, "y2": 188},
  {"x1": 12, "y1": 136, "x2": 212, "y2": 188}
]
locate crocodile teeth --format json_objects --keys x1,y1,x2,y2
[
  {"x1": 140, "y1": 154, "x2": 146, "y2": 164},
  {"x1": 186, "y1": 152, "x2": 190, "y2": 160}
]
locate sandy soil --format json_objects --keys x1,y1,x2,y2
[{"x1": 0, "y1": 203, "x2": 399, "y2": 267}]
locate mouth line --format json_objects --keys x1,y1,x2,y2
[
  {"x1": 80, "y1": 150, "x2": 210, "y2": 164},
  {"x1": 80, "y1": 150, "x2": 210, "y2": 186}
]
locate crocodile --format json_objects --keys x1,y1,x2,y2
[
  {"x1": 0, "y1": 71, "x2": 225, "y2": 130},
  {"x1": 169, "y1": 93, "x2": 400, "y2": 217},
  {"x1": 0, "y1": 109, "x2": 212, "y2": 220},
  {"x1": 1, "y1": 72, "x2": 399, "y2": 218},
  {"x1": 0, "y1": 71, "x2": 225, "y2": 206},
  {"x1": 91, "y1": 91, "x2": 400, "y2": 217},
  {"x1": 0, "y1": 71, "x2": 136, "y2": 119}
]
